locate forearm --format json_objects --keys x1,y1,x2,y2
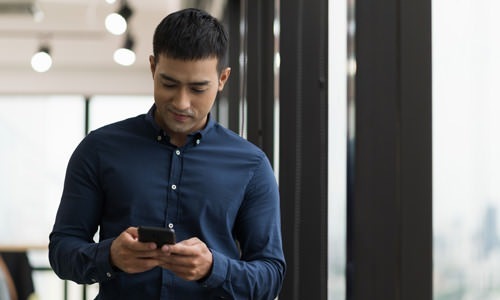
[{"x1": 49, "y1": 233, "x2": 116, "y2": 284}]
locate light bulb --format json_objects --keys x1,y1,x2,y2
[
  {"x1": 31, "y1": 50, "x2": 52, "y2": 72},
  {"x1": 113, "y1": 48, "x2": 136, "y2": 66},
  {"x1": 105, "y1": 13, "x2": 127, "y2": 35}
]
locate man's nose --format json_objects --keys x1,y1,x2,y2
[{"x1": 172, "y1": 87, "x2": 190, "y2": 110}]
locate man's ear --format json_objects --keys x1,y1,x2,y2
[
  {"x1": 218, "y1": 67, "x2": 231, "y2": 91},
  {"x1": 149, "y1": 55, "x2": 156, "y2": 78}
]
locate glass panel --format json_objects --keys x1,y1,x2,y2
[
  {"x1": 433, "y1": 1, "x2": 500, "y2": 299},
  {"x1": 0, "y1": 95, "x2": 85, "y2": 246},
  {"x1": 88, "y1": 95, "x2": 153, "y2": 131},
  {"x1": 328, "y1": 0, "x2": 348, "y2": 298}
]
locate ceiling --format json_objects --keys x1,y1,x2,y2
[{"x1": 0, "y1": 0, "x2": 227, "y2": 95}]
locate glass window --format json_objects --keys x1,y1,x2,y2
[
  {"x1": 89, "y1": 95, "x2": 153, "y2": 132},
  {"x1": 0, "y1": 95, "x2": 85, "y2": 246},
  {"x1": 433, "y1": 1, "x2": 500, "y2": 299},
  {"x1": 0, "y1": 95, "x2": 153, "y2": 300},
  {"x1": 328, "y1": 0, "x2": 348, "y2": 299}
]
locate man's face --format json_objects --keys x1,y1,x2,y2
[{"x1": 149, "y1": 54, "x2": 230, "y2": 145}]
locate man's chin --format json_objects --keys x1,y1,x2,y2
[{"x1": 166, "y1": 123, "x2": 191, "y2": 135}]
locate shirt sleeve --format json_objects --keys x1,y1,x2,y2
[
  {"x1": 48, "y1": 134, "x2": 118, "y2": 284},
  {"x1": 198, "y1": 154, "x2": 286, "y2": 299}
]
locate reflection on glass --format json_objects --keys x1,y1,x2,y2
[
  {"x1": 89, "y1": 96, "x2": 153, "y2": 132},
  {"x1": 0, "y1": 96, "x2": 85, "y2": 300},
  {"x1": 0, "y1": 96, "x2": 84, "y2": 246},
  {"x1": 433, "y1": 1, "x2": 500, "y2": 299},
  {"x1": 328, "y1": 0, "x2": 348, "y2": 299}
]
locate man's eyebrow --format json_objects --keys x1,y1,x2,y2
[
  {"x1": 159, "y1": 74, "x2": 180, "y2": 83},
  {"x1": 159, "y1": 73, "x2": 211, "y2": 86}
]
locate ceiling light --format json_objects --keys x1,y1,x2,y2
[
  {"x1": 114, "y1": 34, "x2": 136, "y2": 66},
  {"x1": 105, "y1": 13, "x2": 127, "y2": 35},
  {"x1": 104, "y1": 1, "x2": 133, "y2": 35},
  {"x1": 31, "y1": 46, "x2": 52, "y2": 72}
]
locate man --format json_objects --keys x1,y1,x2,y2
[{"x1": 49, "y1": 8, "x2": 285, "y2": 300}]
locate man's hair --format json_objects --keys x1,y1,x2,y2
[{"x1": 152, "y1": 8, "x2": 228, "y2": 73}]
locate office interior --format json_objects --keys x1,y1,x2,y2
[{"x1": 0, "y1": 0, "x2": 499, "y2": 299}]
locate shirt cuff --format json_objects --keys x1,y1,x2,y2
[
  {"x1": 93, "y1": 238, "x2": 118, "y2": 283},
  {"x1": 198, "y1": 249, "x2": 228, "y2": 289}
]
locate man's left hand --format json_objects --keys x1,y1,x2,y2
[{"x1": 158, "y1": 237, "x2": 213, "y2": 281}]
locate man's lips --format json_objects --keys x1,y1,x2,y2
[{"x1": 171, "y1": 111, "x2": 191, "y2": 122}]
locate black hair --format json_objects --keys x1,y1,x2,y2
[{"x1": 152, "y1": 8, "x2": 228, "y2": 73}]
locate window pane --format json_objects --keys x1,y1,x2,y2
[
  {"x1": 433, "y1": 1, "x2": 500, "y2": 299},
  {"x1": 328, "y1": 0, "x2": 348, "y2": 298},
  {"x1": 89, "y1": 95, "x2": 153, "y2": 131},
  {"x1": 0, "y1": 95, "x2": 84, "y2": 246}
]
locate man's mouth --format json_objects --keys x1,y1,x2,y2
[{"x1": 171, "y1": 111, "x2": 191, "y2": 122}]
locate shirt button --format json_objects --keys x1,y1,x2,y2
[
  {"x1": 171, "y1": 184, "x2": 177, "y2": 190},
  {"x1": 157, "y1": 135, "x2": 162, "y2": 141},
  {"x1": 106, "y1": 272, "x2": 112, "y2": 278},
  {"x1": 175, "y1": 149, "x2": 181, "y2": 155},
  {"x1": 196, "y1": 139, "x2": 200, "y2": 145},
  {"x1": 91, "y1": 278, "x2": 97, "y2": 282}
]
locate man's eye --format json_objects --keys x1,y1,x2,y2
[
  {"x1": 163, "y1": 83, "x2": 176, "y2": 88},
  {"x1": 191, "y1": 88, "x2": 206, "y2": 94}
]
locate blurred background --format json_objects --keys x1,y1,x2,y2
[{"x1": 0, "y1": 0, "x2": 499, "y2": 299}]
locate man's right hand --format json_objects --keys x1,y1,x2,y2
[{"x1": 109, "y1": 227, "x2": 162, "y2": 273}]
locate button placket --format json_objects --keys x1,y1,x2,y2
[{"x1": 166, "y1": 146, "x2": 182, "y2": 224}]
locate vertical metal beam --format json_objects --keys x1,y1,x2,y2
[
  {"x1": 399, "y1": 0, "x2": 433, "y2": 299},
  {"x1": 348, "y1": 0, "x2": 432, "y2": 299},
  {"x1": 225, "y1": 0, "x2": 242, "y2": 134},
  {"x1": 64, "y1": 280, "x2": 68, "y2": 300},
  {"x1": 279, "y1": 0, "x2": 328, "y2": 299},
  {"x1": 245, "y1": 0, "x2": 275, "y2": 161},
  {"x1": 349, "y1": 1, "x2": 401, "y2": 298},
  {"x1": 83, "y1": 96, "x2": 91, "y2": 300},
  {"x1": 212, "y1": 1, "x2": 237, "y2": 129},
  {"x1": 84, "y1": 96, "x2": 90, "y2": 136}
]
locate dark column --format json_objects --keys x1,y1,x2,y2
[
  {"x1": 347, "y1": 0, "x2": 432, "y2": 299},
  {"x1": 279, "y1": 0, "x2": 329, "y2": 299}
]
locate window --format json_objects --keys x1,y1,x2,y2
[
  {"x1": 88, "y1": 95, "x2": 153, "y2": 132},
  {"x1": 0, "y1": 95, "x2": 154, "y2": 300},
  {"x1": 328, "y1": 0, "x2": 347, "y2": 299},
  {"x1": 433, "y1": 1, "x2": 500, "y2": 298},
  {"x1": 0, "y1": 95, "x2": 84, "y2": 246}
]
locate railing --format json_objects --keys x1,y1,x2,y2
[
  {"x1": 1, "y1": 246, "x2": 91, "y2": 300},
  {"x1": 31, "y1": 266, "x2": 90, "y2": 300}
]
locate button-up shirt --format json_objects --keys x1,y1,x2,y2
[{"x1": 49, "y1": 106, "x2": 286, "y2": 299}]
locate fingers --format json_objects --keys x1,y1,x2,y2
[
  {"x1": 158, "y1": 238, "x2": 213, "y2": 281},
  {"x1": 162, "y1": 237, "x2": 198, "y2": 253},
  {"x1": 124, "y1": 227, "x2": 157, "y2": 251},
  {"x1": 109, "y1": 231, "x2": 214, "y2": 280},
  {"x1": 109, "y1": 227, "x2": 162, "y2": 274}
]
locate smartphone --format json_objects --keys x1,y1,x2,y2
[{"x1": 138, "y1": 225, "x2": 176, "y2": 247}]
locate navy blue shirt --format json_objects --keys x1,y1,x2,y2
[{"x1": 49, "y1": 106, "x2": 285, "y2": 299}]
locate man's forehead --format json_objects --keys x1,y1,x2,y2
[{"x1": 157, "y1": 53, "x2": 219, "y2": 65}]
